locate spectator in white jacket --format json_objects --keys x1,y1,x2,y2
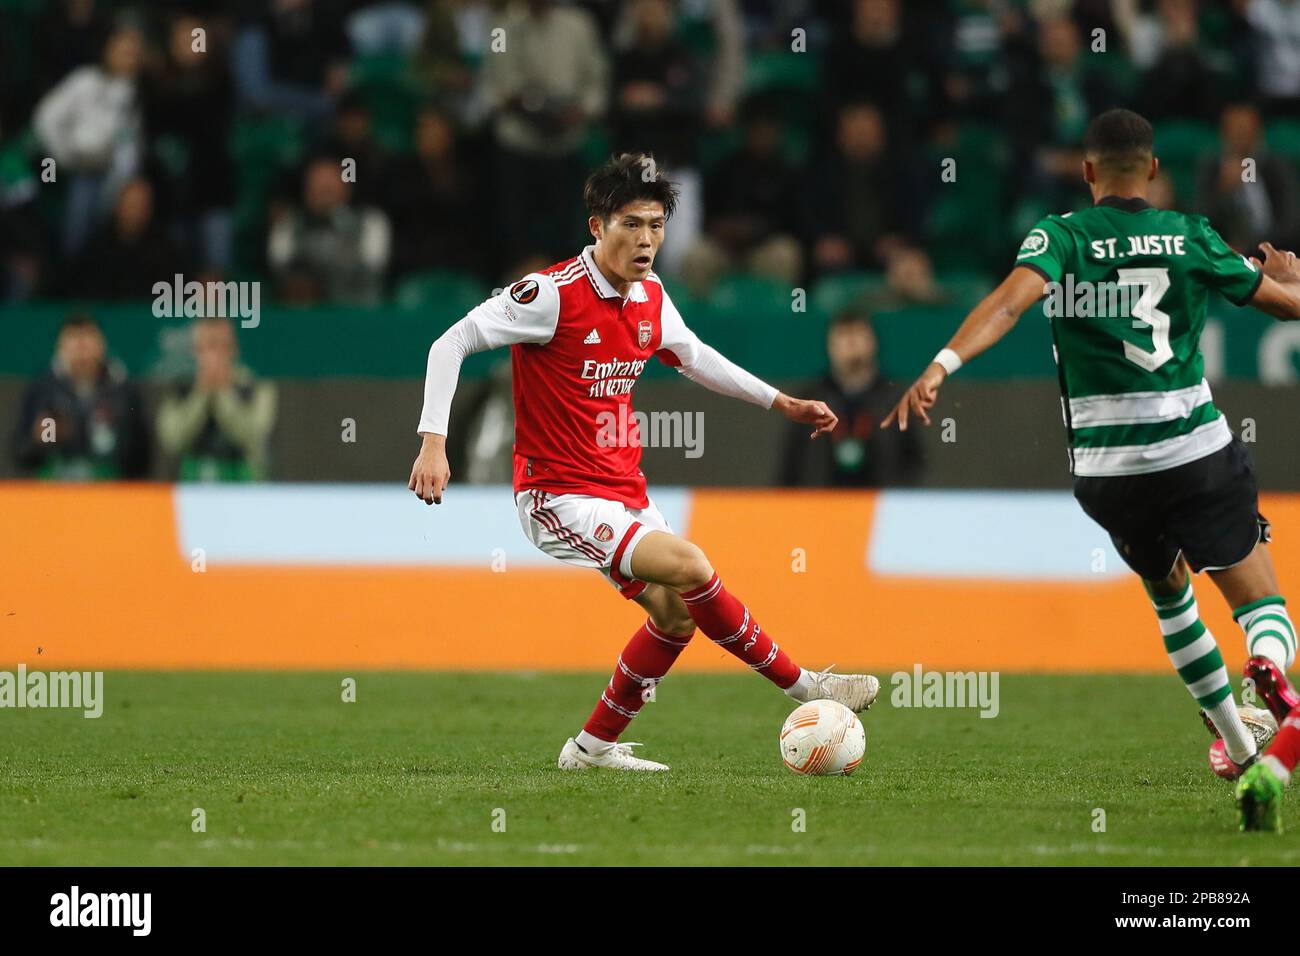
[{"x1": 32, "y1": 23, "x2": 145, "y2": 255}]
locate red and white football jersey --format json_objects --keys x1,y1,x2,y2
[{"x1": 491, "y1": 246, "x2": 705, "y2": 507}]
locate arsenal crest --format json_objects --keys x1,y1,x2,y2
[
  {"x1": 637, "y1": 320, "x2": 653, "y2": 349},
  {"x1": 593, "y1": 523, "x2": 615, "y2": 543}
]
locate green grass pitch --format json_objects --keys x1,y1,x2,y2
[{"x1": 1, "y1": 671, "x2": 1296, "y2": 866}]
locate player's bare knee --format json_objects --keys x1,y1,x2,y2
[
  {"x1": 672, "y1": 542, "x2": 714, "y2": 591},
  {"x1": 637, "y1": 585, "x2": 696, "y2": 635},
  {"x1": 658, "y1": 591, "x2": 696, "y2": 635},
  {"x1": 654, "y1": 607, "x2": 696, "y2": 637}
]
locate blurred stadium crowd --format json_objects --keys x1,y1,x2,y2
[
  {"x1": 3, "y1": 0, "x2": 1300, "y2": 307},
  {"x1": 3, "y1": 0, "x2": 1300, "y2": 487}
]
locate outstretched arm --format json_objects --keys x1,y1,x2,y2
[
  {"x1": 882, "y1": 265, "x2": 1046, "y2": 430},
  {"x1": 410, "y1": 277, "x2": 558, "y2": 504},
  {"x1": 1245, "y1": 242, "x2": 1300, "y2": 320},
  {"x1": 409, "y1": 319, "x2": 482, "y2": 505},
  {"x1": 657, "y1": 290, "x2": 838, "y2": 438}
]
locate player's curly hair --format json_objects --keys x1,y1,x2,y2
[
  {"x1": 1084, "y1": 109, "x2": 1154, "y2": 173},
  {"x1": 583, "y1": 153, "x2": 679, "y2": 222}
]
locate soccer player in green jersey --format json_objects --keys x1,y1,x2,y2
[{"x1": 884, "y1": 108, "x2": 1300, "y2": 780}]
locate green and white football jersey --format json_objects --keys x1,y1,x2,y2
[{"x1": 1015, "y1": 196, "x2": 1263, "y2": 477}]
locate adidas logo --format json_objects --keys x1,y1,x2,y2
[{"x1": 583, "y1": 329, "x2": 601, "y2": 345}]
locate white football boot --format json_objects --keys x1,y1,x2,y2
[
  {"x1": 557, "y1": 737, "x2": 669, "y2": 771},
  {"x1": 806, "y1": 666, "x2": 880, "y2": 713}
]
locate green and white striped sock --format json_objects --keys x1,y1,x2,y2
[
  {"x1": 1150, "y1": 579, "x2": 1256, "y2": 763},
  {"x1": 1233, "y1": 596, "x2": 1296, "y2": 670}
]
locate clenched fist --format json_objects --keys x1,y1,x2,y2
[{"x1": 409, "y1": 433, "x2": 451, "y2": 505}]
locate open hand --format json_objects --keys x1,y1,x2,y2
[{"x1": 881, "y1": 363, "x2": 947, "y2": 431}]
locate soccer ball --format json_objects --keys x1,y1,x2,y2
[
  {"x1": 1207, "y1": 705, "x2": 1278, "y2": 779},
  {"x1": 780, "y1": 699, "x2": 866, "y2": 776},
  {"x1": 1240, "y1": 704, "x2": 1280, "y2": 746}
]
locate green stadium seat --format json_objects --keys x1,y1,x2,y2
[
  {"x1": 658, "y1": 276, "x2": 704, "y2": 313},
  {"x1": 810, "y1": 272, "x2": 885, "y2": 321},
  {"x1": 1154, "y1": 119, "x2": 1214, "y2": 205},
  {"x1": 1153, "y1": 120, "x2": 1217, "y2": 165},
  {"x1": 393, "y1": 270, "x2": 487, "y2": 313},
  {"x1": 925, "y1": 123, "x2": 1009, "y2": 271},
  {"x1": 698, "y1": 272, "x2": 823, "y2": 372},
  {"x1": 349, "y1": 52, "x2": 420, "y2": 154},
  {"x1": 744, "y1": 50, "x2": 820, "y2": 94},
  {"x1": 1266, "y1": 120, "x2": 1300, "y2": 160},
  {"x1": 1085, "y1": 55, "x2": 1140, "y2": 102},
  {"x1": 811, "y1": 269, "x2": 989, "y2": 326},
  {"x1": 709, "y1": 272, "x2": 795, "y2": 318},
  {"x1": 695, "y1": 127, "x2": 744, "y2": 176},
  {"x1": 228, "y1": 114, "x2": 309, "y2": 273},
  {"x1": 579, "y1": 127, "x2": 611, "y2": 169},
  {"x1": 230, "y1": 114, "x2": 307, "y2": 170},
  {"x1": 938, "y1": 270, "x2": 995, "y2": 310}
]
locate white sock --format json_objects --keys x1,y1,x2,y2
[
  {"x1": 1234, "y1": 597, "x2": 1296, "y2": 670},
  {"x1": 1152, "y1": 580, "x2": 1257, "y2": 763},
  {"x1": 783, "y1": 668, "x2": 818, "y2": 702},
  {"x1": 575, "y1": 730, "x2": 613, "y2": 755},
  {"x1": 1203, "y1": 695, "x2": 1258, "y2": 764}
]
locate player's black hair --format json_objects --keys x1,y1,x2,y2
[
  {"x1": 583, "y1": 153, "x2": 679, "y2": 222},
  {"x1": 1083, "y1": 109, "x2": 1154, "y2": 173}
]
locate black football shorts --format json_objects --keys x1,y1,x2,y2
[{"x1": 1072, "y1": 437, "x2": 1270, "y2": 581}]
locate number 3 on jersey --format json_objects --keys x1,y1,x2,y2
[{"x1": 1117, "y1": 267, "x2": 1172, "y2": 372}]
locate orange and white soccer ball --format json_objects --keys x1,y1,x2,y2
[{"x1": 780, "y1": 699, "x2": 866, "y2": 776}]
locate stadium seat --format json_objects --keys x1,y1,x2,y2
[
  {"x1": 940, "y1": 270, "x2": 995, "y2": 310},
  {"x1": 743, "y1": 50, "x2": 820, "y2": 95},
  {"x1": 393, "y1": 269, "x2": 488, "y2": 314},
  {"x1": 1266, "y1": 119, "x2": 1300, "y2": 160},
  {"x1": 709, "y1": 272, "x2": 795, "y2": 316},
  {"x1": 228, "y1": 114, "x2": 308, "y2": 272},
  {"x1": 230, "y1": 114, "x2": 307, "y2": 171},
  {"x1": 810, "y1": 272, "x2": 885, "y2": 321},
  {"x1": 349, "y1": 52, "x2": 420, "y2": 154},
  {"x1": 925, "y1": 123, "x2": 1009, "y2": 271},
  {"x1": 1154, "y1": 119, "x2": 1218, "y2": 165},
  {"x1": 704, "y1": 272, "x2": 824, "y2": 373},
  {"x1": 579, "y1": 127, "x2": 612, "y2": 170}
]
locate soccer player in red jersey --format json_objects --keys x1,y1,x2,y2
[{"x1": 409, "y1": 154, "x2": 879, "y2": 770}]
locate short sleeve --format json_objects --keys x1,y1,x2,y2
[
  {"x1": 467, "y1": 273, "x2": 560, "y2": 348},
  {"x1": 1013, "y1": 217, "x2": 1073, "y2": 284},
  {"x1": 1194, "y1": 219, "x2": 1263, "y2": 306}
]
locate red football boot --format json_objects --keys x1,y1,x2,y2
[
  {"x1": 1209, "y1": 739, "x2": 1257, "y2": 780},
  {"x1": 1244, "y1": 656, "x2": 1300, "y2": 725}
]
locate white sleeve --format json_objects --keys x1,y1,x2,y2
[
  {"x1": 657, "y1": 286, "x2": 779, "y2": 409},
  {"x1": 416, "y1": 274, "x2": 559, "y2": 435}
]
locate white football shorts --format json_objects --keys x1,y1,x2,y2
[{"x1": 515, "y1": 489, "x2": 672, "y2": 599}]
